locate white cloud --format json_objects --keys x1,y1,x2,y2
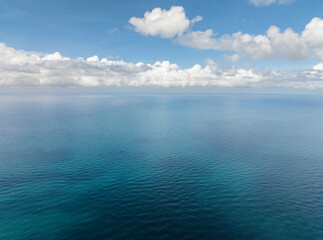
[
  {"x1": 224, "y1": 54, "x2": 242, "y2": 63},
  {"x1": 176, "y1": 29, "x2": 273, "y2": 60},
  {"x1": 0, "y1": 42, "x2": 322, "y2": 88},
  {"x1": 313, "y1": 48, "x2": 323, "y2": 62},
  {"x1": 86, "y1": 55, "x2": 100, "y2": 62},
  {"x1": 313, "y1": 62, "x2": 323, "y2": 70},
  {"x1": 129, "y1": 6, "x2": 191, "y2": 39},
  {"x1": 130, "y1": 7, "x2": 323, "y2": 62},
  {"x1": 42, "y1": 52, "x2": 71, "y2": 61},
  {"x1": 249, "y1": 0, "x2": 295, "y2": 7},
  {"x1": 302, "y1": 18, "x2": 323, "y2": 47},
  {"x1": 176, "y1": 25, "x2": 308, "y2": 60},
  {"x1": 191, "y1": 15, "x2": 203, "y2": 25},
  {"x1": 267, "y1": 26, "x2": 309, "y2": 60},
  {"x1": 302, "y1": 17, "x2": 323, "y2": 61}
]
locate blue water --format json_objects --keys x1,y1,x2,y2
[{"x1": 1, "y1": 89, "x2": 323, "y2": 239}]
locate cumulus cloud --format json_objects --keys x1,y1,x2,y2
[
  {"x1": 302, "y1": 17, "x2": 323, "y2": 61},
  {"x1": 42, "y1": 52, "x2": 71, "y2": 61},
  {"x1": 302, "y1": 18, "x2": 323, "y2": 47},
  {"x1": 130, "y1": 7, "x2": 322, "y2": 62},
  {"x1": 128, "y1": 6, "x2": 192, "y2": 39},
  {"x1": 176, "y1": 25, "x2": 309, "y2": 61},
  {"x1": 249, "y1": 0, "x2": 295, "y2": 6},
  {"x1": 313, "y1": 62, "x2": 323, "y2": 70},
  {"x1": 177, "y1": 29, "x2": 273, "y2": 60},
  {"x1": 0, "y1": 42, "x2": 322, "y2": 88},
  {"x1": 267, "y1": 26, "x2": 309, "y2": 60},
  {"x1": 176, "y1": 17, "x2": 323, "y2": 61}
]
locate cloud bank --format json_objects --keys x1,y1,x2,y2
[{"x1": 0, "y1": 43, "x2": 322, "y2": 88}]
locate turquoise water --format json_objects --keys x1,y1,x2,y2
[{"x1": 1, "y1": 89, "x2": 323, "y2": 239}]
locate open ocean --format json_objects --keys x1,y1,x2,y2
[{"x1": 1, "y1": 89, "x2": 323, "y2": 240}]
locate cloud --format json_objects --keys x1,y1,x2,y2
[
  {"x1": 176, "y1": 29, "x2": 273, "y2": 60},
  {"x1": 191, "y1": 15, "x2": 203, "y2": 25},
  {"x1": 42, "y1": 52, "x2": 71, "y2": 61},
  {"x1": 302, "y1": 17, "x2": 323, "y2": 61},
  {"x1": 249, "y1": 0, "x2": 295, "y2": 7},
  {"x1": 176, "y1": 25, "x2": 308, "y2": 60},
  {"x1": 267, "y1": 26, "x2": 309, "y2": 60},
  {"x1": 128, "y1": 6, "x2": 191, "y2": 39},
  {"x1": 175, "y1": 17, "x2": 323, "y2": 61},
  {"x1": 130, "y1": 7, "x2": 322, "y2": 62},
  {"x1": 105, "y1": 28, "x2": 119, "y2": 35},
  {"x1": 313, "y1": 62, "x2": 323, "y2": 70},
  {"x1": 224, "y1": 54, "x2": 242, "y2": 64},
  {"x1": 0, "y1": 42, "x2": 322, "y2": 88},
  {"x1": 302, "y1": 18, "x2": 323, "y2": 47}
]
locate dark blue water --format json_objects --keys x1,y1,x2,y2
[{"x1": 1, "y1": 89, "x2": 323, "y2": 240}]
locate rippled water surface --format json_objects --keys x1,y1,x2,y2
[{"x1": 1, "y1": 89, "x2": 323, "y2": 239}]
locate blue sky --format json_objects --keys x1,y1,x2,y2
[{"x1": 0, "y1": 0, "x2": 322, "y2": 87}]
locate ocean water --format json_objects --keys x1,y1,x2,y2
[{"x1": 1, "y1": 89, "x2": 323, "y2": 240}]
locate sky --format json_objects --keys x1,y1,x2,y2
[{"x1": 0, "y1": 0, "x2": 322, "y2": 88}]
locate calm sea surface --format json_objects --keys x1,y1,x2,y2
[{"x1": 0, "y1": 89, "x2": 323, "y2": 239}]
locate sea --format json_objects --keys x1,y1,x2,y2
[{"x1": 1, "y1": 88, "x2": 323, "y2": 240}]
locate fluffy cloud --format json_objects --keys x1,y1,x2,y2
[
  {"x1": 177, "y1": 30, "x2": 273, "y2": 60},
  {"x1": 249, "y1": 0, "x2": 295, "y2": 6},
  {"x1": 130, "y1": 7, "x2": 322, "y2": 62},
  {"x1": 302, "y1": 17, "x2": 323, "y2": 61},
  {"x1": 176, "y1": 17, "x2": 323, "y2": 61},
  {"x1": 0, "y1": 42, "x2": 322, "y2": 88},
  {"x1": 267, "y1": 26, "x2": 309, "y2": 60},
  {"x1": 176, "y1": 26, "x2": 308, "y2": 60},
  {"x1": 302, "y1": 18, "x2": 323, "y2": 47},
  {"x1": 129, "y1": 6, "x2": 191, "y2": 39},
  {"x1": 313, "y1": 62, "x2": 323, "y2": 70}
]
